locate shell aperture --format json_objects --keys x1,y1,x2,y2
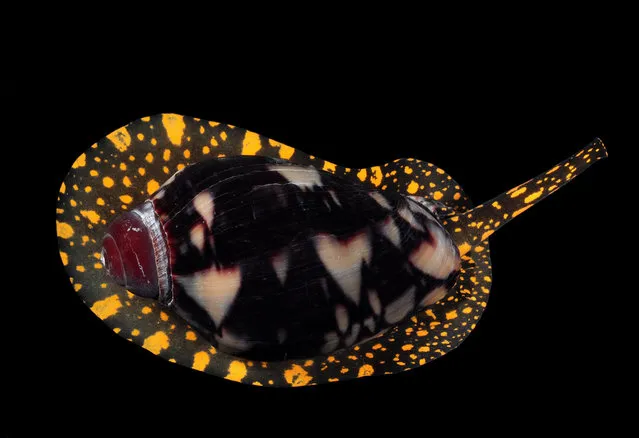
[{"x1": 57, "y1": 113, "x2": 607, "y2": 387}]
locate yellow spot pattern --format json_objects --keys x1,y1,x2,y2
[
  {"x1": 512, "y1": 205, "x2": 533, "y2": 218},
  {"x1": 323, "y1": 161, "x2": 337, "y2": 173},
  {"x1": 510, "y1": 187, "x2": 527, "y2": 198},
  {"x1": 458, "y1": 242, "x2": 471, "y2": 256},
  {"x1": 546, "y1": 165, "x2": 560, "y2": 174},
  {"x1": 147, "y1": 179, "x2": 160, "y2": 195},
  {"x1": 103, "y1": 177, "x2": 114, "y2": 188},
  {"x1": 107, "y1": 127, "x2": 131, "y2": 152},
  {"x1": 80, "y1": 210, "x2": 100, "y2": 224},
  {"x1": 357, "y1": 168, "x2": 367, "y2": 182},
  {"x1": 270, "y1": 139, "x2": 295, "y2": 159},
  {"x1": 242, "y1": 131, "x2": 262, "y2": 155},
  {"x1": 481, "y1": 230, "x2": 494, "y2": 241},
  {"x1": 284, "y1": 364, "x2": 313, "y2": 387},
  {"x1": 225, "y1": 361, "x2": 248, "y2": 383},
  {"x1": 358, "y1": 364, "x2": 374, "y2": 377},
  {"x1": 192, "y1": 352, "x2": 210, "y2": 371},
  {"x1": 162, "y1": 114, "x2": 186, "y2": 146},
  {"x1": 71, "y1": 153, "x2": 86, "y2": 169},
  {"x1": 56, "y1": 221, "x2": 74, "y2": 239},
  {"x1": 407, "y1": 181, "x2": 419, "y2": 194},
  {"x1": 185, "y1": 331, "x2": 197, "y2": 341},
  {"x1": 90, "y1": 295, "x2": 122, "y2": 320},
  {"x1": 142, "y1": 331, "x2": 169, "y2": 355},
  {"x1": 524, "y1": 188, "x2": 544, "y2": 203},
  {"x1": 370, "y1": 166, "x2": 382, "y2": 186}
]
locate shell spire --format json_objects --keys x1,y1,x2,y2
[{"x1": 444, "y1": 138, "x2": 608, "y2": 254}]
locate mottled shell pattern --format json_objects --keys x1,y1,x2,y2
[
  {"x1": 56, "y1": 114, "x2": 607, "y2": 387},
  {"x1": 130, "y1": 156, "x2": 461, "y2": 360}
]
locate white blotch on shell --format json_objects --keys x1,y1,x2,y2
[
  {"x1": 193, "y1": 191, "x2": 215, "y2": 230},
  {"x1": 368, "y1": 289, "x2": 382, "y2": 316},
  {"x1": 363, "y1": 316, "x2": 376, "y2": 332},
  {"x1": 344, "y1": 323, "x2": 361, "y2": 346},
  {"x1": 378, "y1": 216, "x2": 401, "y2": 248},
  {"x1": 277, "y1": 328, "x2": 287, "y2": 344},
  {"x1": 216, "y1": 329, "x2": 253, "y2": 353},
  {"x1": 384, "y1": 285, "x2": 416, "y2": 324},
  {"x1": 270, "y1": 164, "x2": 323, "y2": 190},
  {"x1": 272, "y1": 251, "x2": 289, "y2": 285},
  {"x1": 328, "y1": 190, "x2": 342, "y2": 207},
  {"x1": 409, "y1": 222, "x2": 459, "y2": 279},
  {"x1": 190, "y1": 223, "x2": 206, "y2": 253},
  {"x1": 335, "y1": 304, "x2": 349, "y2": 333},
  {"x1": 419, "y1": 285, "x2": 448, "y2": 308},
  {"x1": 314, "y1": 232, "x2": 371, "y2": 304},
  {"x1": 175, "y1": 265, "x2": 241, "y2": 326},
  {"x1": 398, "y1": 206, "x2": 425, "y2": 232},
  {"x1": 321, "y1": 331, "x2": 340, "y2": 354},
  {"x1": 369, "y1": 191, "x2": 392, "y2": 210}
]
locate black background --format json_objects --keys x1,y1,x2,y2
[{"x1": 5, "y1": 45, "x2": 628, "y2": 434}]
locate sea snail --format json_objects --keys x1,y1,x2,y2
[{"x1": 57, "y1": 114, "x2": 607, "y2": 387}]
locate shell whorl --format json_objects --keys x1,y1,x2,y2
[{"x1": 132, "y1": 156, "x2": 461, "y2": 360}]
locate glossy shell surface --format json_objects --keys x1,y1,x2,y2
[{"x1": 146, "y1": 156, "x2": 460, "y2": 359}]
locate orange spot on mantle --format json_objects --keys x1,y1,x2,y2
[
  {"x1": 225, "y1": 361, "x2": 248, "y2": 383},
  {"x1": 357, "y1": 364, "x2": 374, "y2": 377},
  {"x1": 90, "y1": 295, "x2": 122, "y2": 320},
  {"x1": 284, "y1": 364, "x2": 313, "y2": 387},
  {"x1": 142, "y1": 331, "x2": 169, "y2": 355}
]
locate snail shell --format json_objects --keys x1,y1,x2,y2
[{"x1": 102, "y1": 155, "x2": 460, "y2": 360}]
